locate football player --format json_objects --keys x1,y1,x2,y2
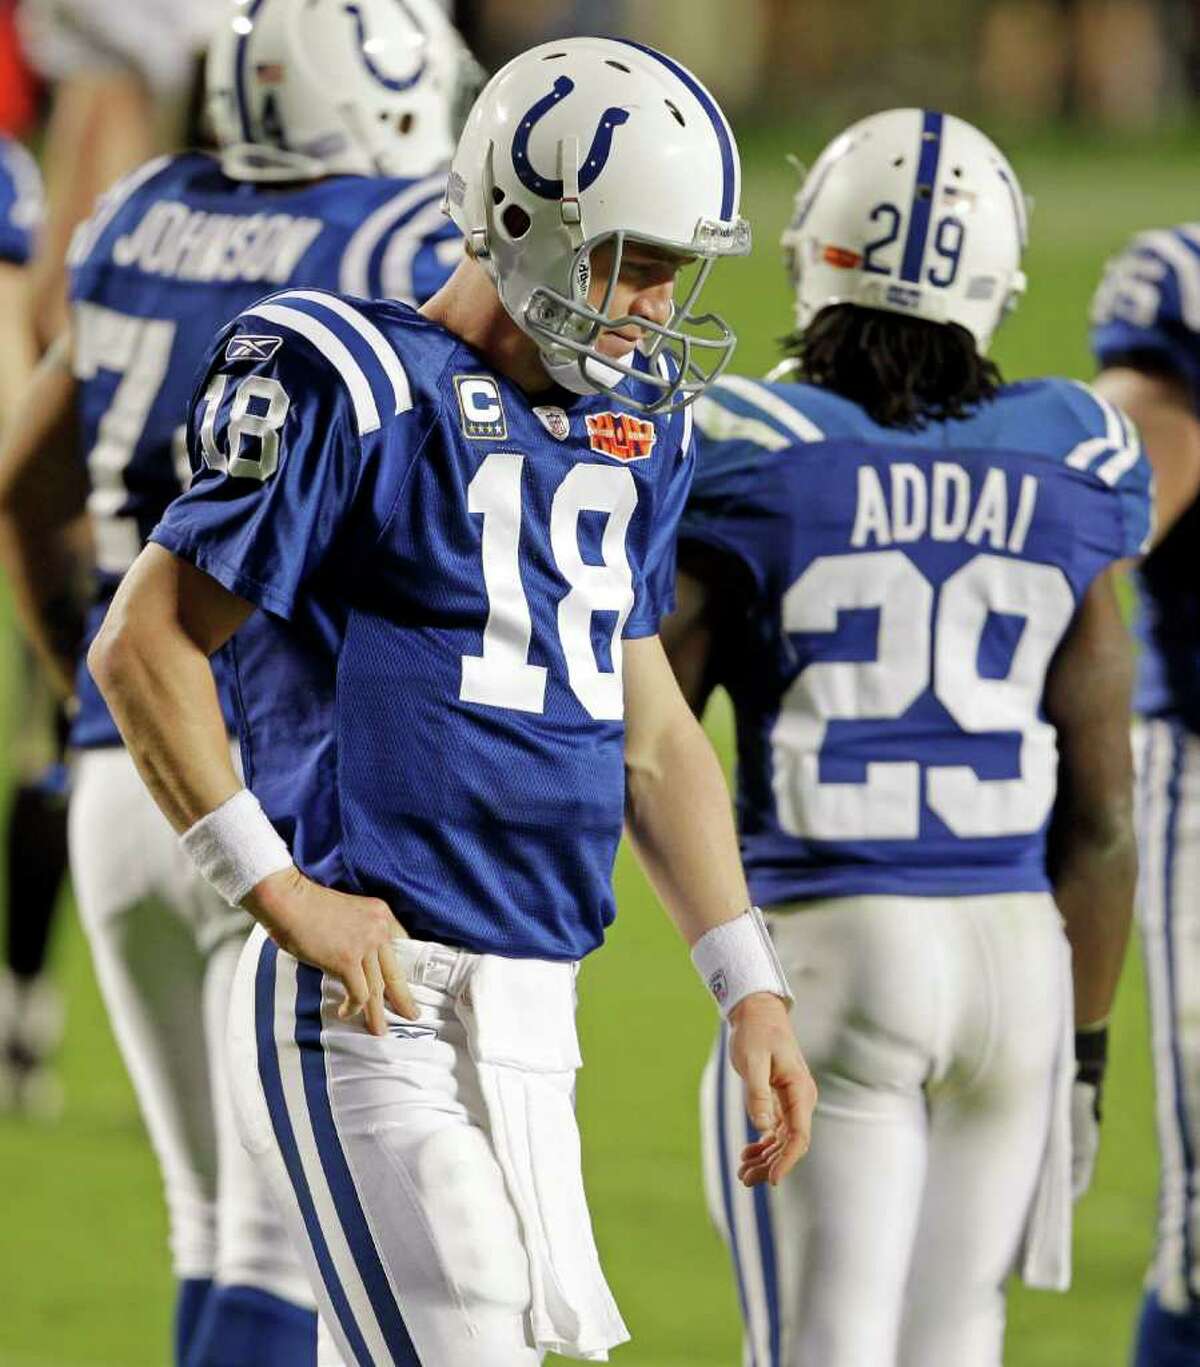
[
  {"x1": 0, "y1": 132, "x2": 73, "y2": 1121},
  {"x1": 1091, "y1": 226, "x2": 1200, "y2": 1365},
  {"x1": 85, "y1": 37, "x2": 816, "y2": 1367},
  {"x1": 0, "y1": 0, "x2": 475, "y2": 1362},
  {"x1": 662, "y1": 109, "x2": 1149, "y2": 1366}
]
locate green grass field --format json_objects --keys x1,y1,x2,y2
[{"x1": 1, "y1": 127, "x2": 1198, "y2": 1366}]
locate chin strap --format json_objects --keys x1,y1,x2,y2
[{"x1": 539, "y1": 352, "x2": 621, "y2": 397}]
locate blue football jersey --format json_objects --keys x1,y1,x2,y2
[
  {"x1": 0, "y1": 136, "x2": 41, "y2": 264},
  {"x1": 151, "y1": 290, "x2": 695, "y2": 960},
  {"x1": 682, "y1": 374, "x2": 1152, "y2": 905},
  {"x1": 1091, "y1": 225, "x2": 1200, "y2": 728},
  {"x1": 68, "y1": 151, "x2": 460, "y2": 747}
]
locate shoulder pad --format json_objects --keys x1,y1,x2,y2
[{"x1": 233, "y1": 289, "x2": 413, "y2": 436}]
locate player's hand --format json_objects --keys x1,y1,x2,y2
[
  {"x1": 244, "y1": 866, "x2": 419, "y2": 1036},
  {"x1": 1071, "y1": 1079, "x2": 1101, "y2": 1199},
  {"x1": 1071, "y1": 1024, "x2": 1108, "y2": 1199},
  {"x1": 727, "y1": 992, "x2": 817, "y2": 1187}
]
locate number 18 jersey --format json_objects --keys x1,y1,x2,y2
[
  {"x1": 681, "y1": 374, "x2": 1152, "y2": 905},
  {"x1": 151, "y1": 293, "x2": 693, "y2": 960}
]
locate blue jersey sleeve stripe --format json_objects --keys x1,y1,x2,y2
[
  {"x1": 371, "y1": 197, "x2": 451, "y2": 304},
  {"x1": 1097, "y1": 442, "x2": 1146, "y2": 488},
  {"x1": 248, "y1": 301, "x2": 382, "y2": 433},
  {"x1": 693, "y1": 395, "x2": 793, "y2": 453},
  {"x1": 1137, "y1": 228, "x2": 1200, "y2": 329},
  {"x1": 716, "y1": 375, "x2": 825, "y2": 442},
  {"x1": 899, "y1": 110, "x2": 944, "y2": 284},
  {"x1": 614, "y1": 39, "x2": 737, "y2": 222},
  {"x1": 270, "y1": 290, "x2": 412, "y2": 417},
  {"x1": 1062, "y1": 380, "x2": 1141, "y2": 484},
  {"x1": 338, "y1": 175, "x2": 447, "y2": 296}
]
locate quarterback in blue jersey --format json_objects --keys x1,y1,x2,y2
[
  {"x1": 0, "y1": 1, "x2": 474, "y2": 1363},
  {"x1": 1092, "y1": 227, "x2": 1200, "y2": 1365},
  {"x1": 87, "y1": 37, "x2": 816, "y2": 1367},
  {"x1": 0, "y1": 134, "x2": 71, "y2": 1124},
  {"x1": 663, "y1": 110, "x2": 1151, "y2": 1366}
]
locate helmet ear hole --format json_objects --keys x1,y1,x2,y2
[
  {"x1": 501, "y1": 203, "x2": 531, "y2": 239},
  {"x1": 399, "y1": 112, "x2": 416, "y2": 135}
]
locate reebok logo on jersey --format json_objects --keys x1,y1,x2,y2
[
  {"x1": 585, "y1": 411, "x2": 656, "y2": 463},
  {"x1": 225, "y1": 334, "x2": 283, "y2": 363},
  {"x1": 455, "y1": 374, "x2": 507, "y2": 439},
  {"x1": 533, "y1": 405, "x2": 570, "y2": 441}
]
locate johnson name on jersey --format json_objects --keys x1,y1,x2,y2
[
  {"x1": 1092, "y1": 224, "x2": 1200, "y2": 729},
  {"x1": 68, "y1": 152, "x2": 461, "y2": 749},
  {"x1": 0, "y1": 136, "x2": 42, "y2": 264},
  {"x1": 682, "y1": 374, "x2": 1152, "y2": 905},
  {"x1": 151, "y1": 291, "x2": 694, "y2": 961}
]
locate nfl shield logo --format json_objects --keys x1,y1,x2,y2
[
  {"x1": 708, "y1": 969, "x2": 729, "y2": 1006},
  {"x1": 533, "y1": 405, "x2": 570, "y2": 441}
]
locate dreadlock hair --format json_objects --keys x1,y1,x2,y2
[{"x1": 781, "y1": 304, "x2": 1003, "y2": 431}]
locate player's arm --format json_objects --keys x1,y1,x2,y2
[
  {"x1": 0, "y1": 259, "x2": 38, "y2": 426},
  {"x1": 1044, "y1": 565, "x2": 1137, "y2": 1197},
  {"x1": 658, "y1": 542, "x2": 741, "y2": 717},
  {"x1": 1045, "y1": 567, "x2": 1137, "y2": 1027},
  {"x1": 0, "y1": 333, "x2": 89, "y2": 700},
  {"x1": 622, "y1": 633, "x2": 816, "y2": 1184},
  {"x1": 90, "y1": 324, "x2": 421, "y2": 1034},
  {"x1": 1095, "y1": 364, "x2": 1200, "y2": 544},
  {"x1": 28, "y1": 73, "x2": 161, "y2": 349},
  {"x1": 92, "y1": 542, "x2": 419, "y2": 1034}
]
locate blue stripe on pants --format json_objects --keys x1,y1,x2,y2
[
  {"x1": 715, "y1": 1023, "x2": 757, "y2": 1366},
  {"x1": 747, "y1": 1110, "x2": 781, "y2": 1364},
  {"x1": 293, "y1": 963, "x2": 423, "y2": 1364},
  {"x1": 1162, "y1": 725, "x2": 1198, "y2": 1299},
  {"x1": 254, "y1": 939, "x2": 375, "y2": 1366}
]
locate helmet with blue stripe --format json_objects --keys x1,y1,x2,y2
[
  {"x1": 205, "y1": 0, "x2": 479, "y2": 183},
  {"x1": 444, "y1": 37, "x2": 751, "y2": 413},
  {"x1": 781, "y1": 109, "x2": 1029, "y2": 352}
]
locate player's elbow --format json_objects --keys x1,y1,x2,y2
[
  {"x1": 87, "y1": 601, "x2": 150, "y2": 704},
  {"x1": 1052, "y1": 791, "x2": 1137, "y2": 878}
]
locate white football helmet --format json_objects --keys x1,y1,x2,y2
[
  {"x1": 781, "y1": 109, "x2": 1029, "y2": 352},
  {"x1": 206, "y1": 0, "x2": 478, "y2": 183},
  {"x1": 444, "y1": 37, "x2": 751, "y2": 412}
]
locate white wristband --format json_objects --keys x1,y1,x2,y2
[
  {"x1": 180, "y1": 789, "x2": 294, "y2": 907},
  {"x1": 691, "y1": 906, "x2": 794, "y2": 1019}
]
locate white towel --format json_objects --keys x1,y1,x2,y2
[
  {"x1": 456, "y1": 955, "x2": 630, "y2": 1361},
  {"x1": 1017, "y1": 931, "x2": 1075, "y2": 1291}
]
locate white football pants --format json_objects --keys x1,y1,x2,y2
[
  {"x1": 702, "y1": 892, "x2": 1069, "y2": 1367},
  {"x1": 69, "y1": 747, "x2": 312, "y2": 1305},
  {"x1": 1136, "y1": 718, "x2": 1200, "y2": 1312},
  {"x1": 226, "y1": 926, "x2": 592, "y2": 1367}
]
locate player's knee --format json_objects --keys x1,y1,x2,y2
[{"x1": 412, "y1": 1125, "x2": 531, "y2": 1312}]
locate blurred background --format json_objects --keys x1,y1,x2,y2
[{"x1": 0, "y1": 0, "x2": 1194, "y2": 1364}]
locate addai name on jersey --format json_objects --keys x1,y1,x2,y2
[
  {"x1": 152, "y1": 290, "x2": 695, "y2": 962},
  {"x1": 683, "y1": 373, "x2": 1152, "y2": 906}
]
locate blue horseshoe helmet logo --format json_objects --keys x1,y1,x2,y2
[
  {"x1": 344, "y1": 2, "x2": 428, "y2": 93},
  {"x1": 511, "y1": 76, "x2": 630, "y2": 200}
]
